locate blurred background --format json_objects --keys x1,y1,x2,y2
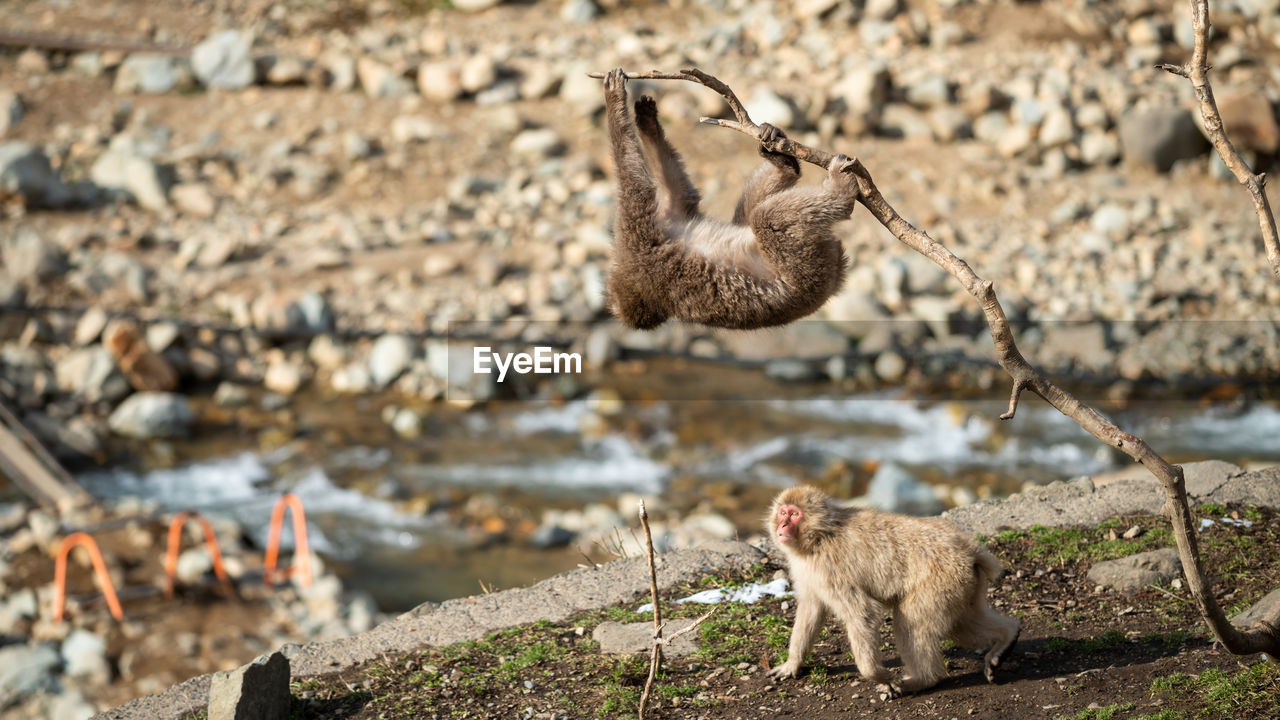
[{"x1": 1, "y1": 0, "x2": 1279, "y2": 716}]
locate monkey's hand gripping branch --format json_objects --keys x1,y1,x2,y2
[{"x1": 588, "y1": 66, "x2": 1280, "y2": 658}]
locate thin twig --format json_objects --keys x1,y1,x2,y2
[
  {"x1": 665, "y1": 606, "x2": 719, "y2": 644},
  {"x1": 638, "y1": 499, "x2": 661, "y2": 719},
  {"x1": 1158, "y1": 0, "x2": 1280, "y2": 278},
  {"x1": 1149, "y1": 583, "x2": 1191, "y2": 606},
  {"x1": 590, "y1": 64, "x2": 1280, "y2": 656}
]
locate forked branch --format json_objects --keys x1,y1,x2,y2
[
  {"x1": 1157, "y1": 0, "x2": 1280, "y2": 278},
  {"x1": 588, "y1": 65, "x2": 1280, "y2": 657},
  {"x1": 635, "y1": 499, "x2": 717, "y2": 718}
]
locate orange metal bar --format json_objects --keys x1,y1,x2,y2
[
  {"x1": 163, "y1": 510, "x2": 235, "y2": 598},
  {"x1": 263, "y1": 493, "x2": 312, "y2": 587},
  {"x1": 53, "y1": 532, "x2": 124, "y2": 622}
]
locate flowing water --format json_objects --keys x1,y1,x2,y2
[{"x1": 76, "y1": 383, "x2": 1280, "y2": 611}]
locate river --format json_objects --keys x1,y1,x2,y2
[{"x1": 75, "y1": 371, "x2": 1280, "y2": 612}]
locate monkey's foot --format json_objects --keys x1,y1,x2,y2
[
  {"x1": 824, "y1": 153, "x2": 859, "y2": 196},
  {"x1": 766, "y1": 660, "x2": 804, "y2": 680},
  {"x1": 984, "y1": 627, "x2": 1020, "y2": 683},
  {"x1": 604, "y1": 68, "x2": 628, "y2": 99},
  {"x1": 759, "y1": 123, "x2": 788, "y2": 152},
  {"x1": 875, "y1": 681, "x2": 903, "y2": 700},
  {"x1": 828, "y1": 153, "x2": 856, "y2": 174},
  {"x1": 635, "y1": 95, "x2": 660, "y2": 132},
  {"x1": 758, "y1": 123, "x2": 800, "y2": 172}
]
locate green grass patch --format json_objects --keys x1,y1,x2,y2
[
  {"x1": 1141, "y1": 630, "x2": 1191, "y2": 650},
  {"x1": 1082, "y1": 630, "x2": 1128, "y2": 653},
  {"x1": 1045, "y1": 636, "x2": 1074, "y2": 652},
  {"x1": 1146, "y1": 662, "x2": 1280, "y2": 718},
  {"x1": 996, "y1": 524, "x2": 1172, "y2": 565},
  {"x1": 694, "y1": 602, "x2": 769, "y2": 665}
]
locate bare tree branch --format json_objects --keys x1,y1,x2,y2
[
  {"x1": 631, "y1": 500, "x2": 720, "y2": 718},
  {"x1": 591, "y1": 66, "x2": 1280, "y2": 657},
  {"x1": 1159, "y1": 0, "x2": 1280, "y2": 278}
]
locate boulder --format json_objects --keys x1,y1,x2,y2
[
  {"x1": 865, "y1": 462, "x2": 944, "y2": 515},
  {"x1": 592, "y1": 619, "x2": 701, "y2": 658},
  {"x1": 114, "y1": 53, "x2": 183, "y2": 93},
  {"x1": 0, "y1": 643, "x2": 59, "y2": 708},
  {"x1": 192, "y1": 30, "x2": 256, "y2": 90},
  {"x1": 0, "y1": 142, "x2": 73, "y2": 207},
  {"x1": 369, "y1": 334, "x2": 415, "y2": 388},
  {"x1": 3, "y1": 228, "x2": 66, "y2": 283},
  {"x1": 1119, "y1": 107, "x2": 1208, "y2": 172},
  {"x1": 54, "y1": 346, "x2": 131, "y2": 403},
  {"x1": 1086, "y1": 547, "x2": 1181, "y2": 593},
  {"x1": 91, "y1": 150, "x2": 169, "y2": 211},
  {"x1": 208, "y1": 651, "x2": 291, "y2": 720},
  {"x1": 108, "y1": 392, "x2": 194, "y2": 438},
  {"x1": 62, "y1": 628, "x2": 110, "y2": 683}
]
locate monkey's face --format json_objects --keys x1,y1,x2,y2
[{"x1": 774, "y1": 504, "x2": 803, "y2": 545}]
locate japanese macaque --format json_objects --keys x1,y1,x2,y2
[
  {"x1": 602, "y1": 68, "x2": 857, "y2": 330},
  {"x1": 767, "y1": 485, "x2": 1020, "y2": 694}
]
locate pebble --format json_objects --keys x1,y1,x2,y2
[
  {"x1": 192, "y1": 30, "x2": 256, "y2": 90},
  {"x1": 0, "y1": 142, "x2": 74, "y2": 207},
  {"x1": 114, "y1": 54, "x2": 183, "y2": 94}
]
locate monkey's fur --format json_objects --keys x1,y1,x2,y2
[
  {"x1": 767, "y1": 485, "x2": 1020, "y2": 694},
  {"x1": 602, "y1": 69, "x2": 857, "y2": 330}
]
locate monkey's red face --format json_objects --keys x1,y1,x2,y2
[{"x1": 775, "y1": 504, "x2": 802, "y2": 544}]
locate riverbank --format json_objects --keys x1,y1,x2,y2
[{"x1": 86, "y1": 459, "x2": 1280, "y2": 720}]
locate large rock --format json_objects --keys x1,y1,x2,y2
[
  {"x1": 0, "y1": 141, "x2": 73, "y2": 207},
  {"x1": 592, "y1": 619, "x2": 701, "y2": 658},
  {"x1": 369, "y1": 334, "x2": 415, "y2": 388},
  {"x1": 426, "y1": 340, "x2": 497, "y2": 402},
  {"x1": 91, "y1": 150, "x2": 169, "y2": 211},
  {"x1": 3, "y1": 228, "x2": 66, "y2": 283},
  {"x1": 414, "y1": 60, "x2": 460, "y2": 101},
  {"x1": 62, "y1": 628, "x2": 111, "y2": 683},
  {"x1": 865, "y1": 462, "x2": 945, "y2": 516},
  {"x1": 1040, "y1": 323, "x2": 1110, "y2": 372},
  {"x1": 68, "y1": 251, "x2": 151, "y2": 302},
  {"x1": 192, "y1": 30, "x2": 256, "y2": 90},
  {"x1": 1231, "y1": 586, "x2": 1280, "y2": 630},
  {"x1": 356, "y1": 57, "x2": 412, "y2": 98},
  {"x1": 0, "y1": 643, "x2": 59, "y2": 708},
  {"x1": 114, "y1": 54, "x2": 183, "y2": 94},
  {"x1": 208, "y1": 651, "x2": 290, "y2": 720},
  {"x1": 1118, "y1": 107, "x2": 1209, "y2": 172},
  {"x1": 55, "y1": 346, "x2": 131, "y2": 403},
  {"x1": 1086, "y1": 548, "x2": 1181, "y2": 593},
  {"x1": 108, "y1": 392, "x2": 194, "y2": 438}
]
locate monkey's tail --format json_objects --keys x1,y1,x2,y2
[{"x1": 973, "y1": 547, "x2": 1005, "y2": 588}]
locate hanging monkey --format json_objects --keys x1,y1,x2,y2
[{"x1": 602, "y1": 69, "x2": 858, "y2": 330}]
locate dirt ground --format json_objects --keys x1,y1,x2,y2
[{"x1": 281, "y1": 504, "x2": 1280, "y2": 720}]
